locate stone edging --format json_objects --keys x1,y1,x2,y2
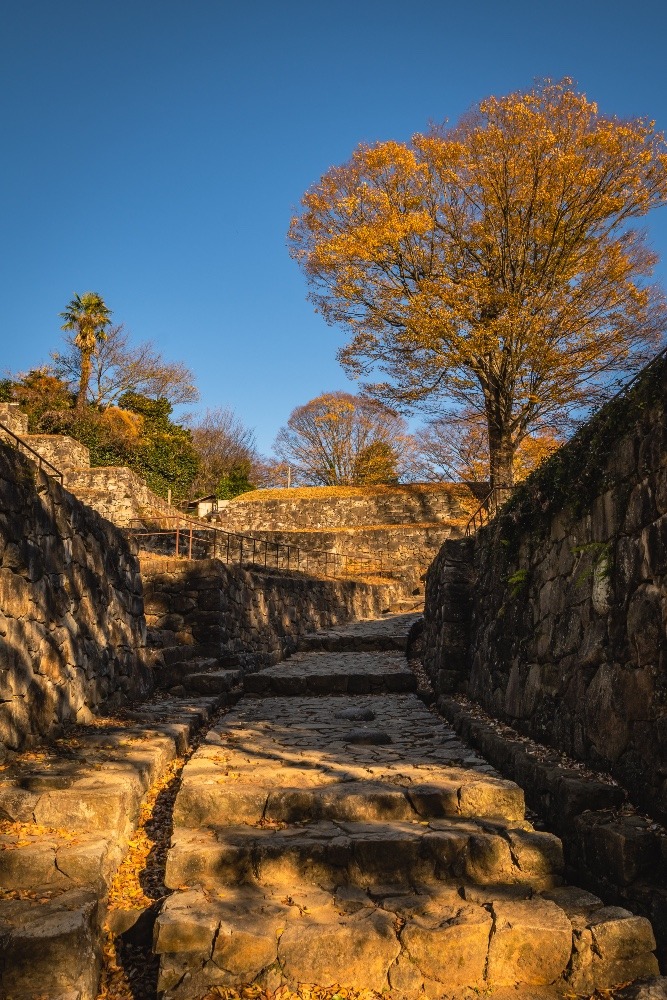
[{"x1": 435, "y1": 693, "x2": 667, "y2": 967}]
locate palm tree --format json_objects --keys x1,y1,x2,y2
[{"x1": 60, "y1": 292, "x2": 112, "y2": 409}]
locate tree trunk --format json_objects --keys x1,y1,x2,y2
[
  {"x1": 77, "y1": 351, "x2": 92, "y2": 409},
  {"x1": 486, "y1": 407, "x2": 515, "y2": 497}
]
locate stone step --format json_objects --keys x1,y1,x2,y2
[
  {"x1": 0, "y1": 696, "x2": 221, "y2": 996},
  {"x1": 0, "y1": 832, "x2": 120, "y2": 894},
  {"x1": 153, "y1": 882, "x2": 659, "y2": 998},
  {"x1": 244, "y1": 651, "x2": 417, "y2": 696},
  {"x1": 174, "y1": 772, "x2": 525, "y2": 829},
  {"x1": 180, "y1": 670, "x2": 243, "y2": 696},
  {"x1": 0, "y1": 887, "x2": 101, "y2": 1000},
  {"x1": 165, "y1": 818, "x2": 564, "y2": 893},
  {"x1": 295, "y1": 611, "x2": 421, "y2": 653},
  {"x1": 174, "y1": 693, "x2": 523, "y2": 829},
  {"x1": 161, "y1": 645, "x2": 239, "y2": 667},
  {"x1": 160, "y1": 656, "x2": 242, "y2": 686},
  {"x1": 168, "y1": 656, "x2": 239, "y2": 676},
  {"x1": 388, "y1": 599, "x2": 425, "y2": 614},
  {"x1": 121, "y1": 696, "x2": 221, "y2": 747}
]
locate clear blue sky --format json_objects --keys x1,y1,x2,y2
[{"x1": 2, "y1": 0, "x2": 667, "y2": 452}]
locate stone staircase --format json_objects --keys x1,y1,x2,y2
[
  {"x1": 0, "y1": 695, "x2": 222, "y2": 999},
  {"x1": 160, "y1": 654, "x2": 244, "y2": 700},
  {"x1": 154, "y1": 614, "x2": 661, "y2": 998}
]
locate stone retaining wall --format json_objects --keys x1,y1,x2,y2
[
  {"x1": 423, "y1": 352, "x2": 667, "y2": 822},
  {"x1": 240, "y1": 524, "x2": 456, "y2": 591},
  {"x1": 0, "y1": 404, "x2": 90, "y2": 471},
  {"x1": 213, "y1": 483, "x2": 478, "y2": 532},
  {"x1": 141, "y1": 556, "x2": 407, "y2": 673},
  {"x1": 65, "y1": 466, "x2": 177, "y2": 527},
  {"x1": 0, "y1": 444, "x2": 151, "y2": 753},
  {"x1": 0, "y1": 403, "x2": 28, "y2": 436},
  {"x1": 21, "y1": 434, "x2": 90, "y2": 471}
]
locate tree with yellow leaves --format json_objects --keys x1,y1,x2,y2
[{"x1": 289, "y1": 79, "x2": 667, "y2": 489}]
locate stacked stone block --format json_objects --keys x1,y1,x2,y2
[{"x1": 0, "y1": 443, "x2": 150, "y2": 753}]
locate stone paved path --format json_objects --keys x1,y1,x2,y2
[{"x1": 155, "y1": 614, "x2": 660, "y2": 999}]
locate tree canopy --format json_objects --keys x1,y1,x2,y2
[
  {"x1": 289, "y1": 79, "x2": 667, "y2": 488},
  {"x1": 274, "y1": 391, "x2": 410, "y2": 486}
]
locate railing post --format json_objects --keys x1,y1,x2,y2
[
  {"x1": 188, "y1": 526, "x2": 193, "y2": 559},
  {"x1": 175, "y1": 526, "x2": 180, "y2": 557}
]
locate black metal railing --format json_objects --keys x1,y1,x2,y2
[
  {"x1": 128, "y1": 515, "x2": 391, "y2": 580},
  {"x1": 0, "y1": 420, "x2": 64, "y2": 485}
]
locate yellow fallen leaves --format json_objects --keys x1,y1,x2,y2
[
  {"x1": 0, "y1": 886, "x2": 59, "y2": 902},
  {"x1": 204, "y1": 988, "x2": 383, "y2": 1000},
  {"x1": 97, "y1": 755, "x2": 188, "y2": 999},
  {"x1": 105, "y1": 754, "x2": 184, "y2": 911},
  {"x1": 0, "y1": 820, "x2": 80, "y2": 848},
  {"x1": 97, "y1": 929, "x2": 159, "y2": 1000}
]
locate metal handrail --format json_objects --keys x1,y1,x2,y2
[
  {"x1": 128, "y1": 515, "x2": 390, "y2": 580},
  {"x1": 464, "y1": 486, "x2": 511, "y2": 536},
  {"x1": 0, "y1": 420, "x2": 64, "y2": 485},
  {"x1": 592, "y1": 342, "x2": 667, "y2": 411}
]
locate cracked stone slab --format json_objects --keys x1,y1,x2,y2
[
  {"x1": 0, "y1": 887, "x2": 101, "y2": 999},
  {"x1": 154, "y1": 882, "x2": 658, "y2": 997}
]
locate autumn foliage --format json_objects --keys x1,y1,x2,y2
[{"x1": 290, "y1": 79, "x2": 667, "y2": 488}]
